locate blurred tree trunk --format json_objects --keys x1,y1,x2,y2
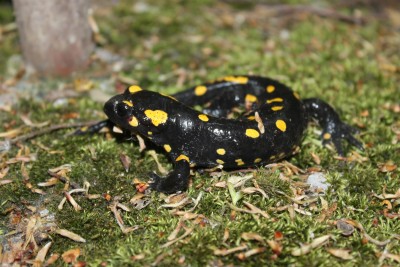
[{"x1": 12, "y1": 0, "x2": 94, "y2": 76}]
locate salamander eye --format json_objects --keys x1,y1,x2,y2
[{"x1": 116, "y1": 102, "x2": 130, "y2": 118}]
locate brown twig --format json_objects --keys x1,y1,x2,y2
[
  {"x1": 222, "y1": 1, "x2": 366, "y2": 25},
  {"x1": 9, "y1": 121, "x2": 100, "y2": 145}
]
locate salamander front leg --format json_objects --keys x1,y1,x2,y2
[
  {"x1": 149, "y1": 158, "x2": 191, "y2": 194},
  {"x1": 303, "y1": 98, "x2": 363, "y2": 156}
]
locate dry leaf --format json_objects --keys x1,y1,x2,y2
[
  {"x1": 214, "y1": 245, "x2": 247, "y2": 256},
  {"x1": 291, "y1": 235, "x2": 331, "y2": 256},
  {"x1": 241, "y1": 232, "x2": 265, "y2": 243},
  {"x1": 326, "y1": 248, "x2": 353, "y2": 260},
  {"x1": 120, "y1": 153, "x2": 132, "y2": 172},
  {"x1": 55, "y1": 229, "x2": 86, "y2": 243},
  {"x1": 336, "y1": 219, "x2": 355, "y2": 236},
  {"x1": 61, "y1": 248, "x2": 81, "y2": 264}
]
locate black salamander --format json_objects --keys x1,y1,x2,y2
[{"x1": 97, "y1": 75, "x2": 362, "y2": 193}]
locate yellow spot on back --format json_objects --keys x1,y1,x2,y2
[
  {"x1": 294, "y1": 92, "x2": 301, "y2": 100},
  {"x1": 128, "y1": 116, "x2": 139, "y2": 127},
  {"x1": 123, "y1": 100, "x2": 133, "y2": 107},
  {"x1": 194, "y1": 85, "x2": 207, "y2": 96},
  {"x1": 148, "y1": 131, "x2": 152, "y2": 135},
  {"x1": 245, "y1": 94, "x2": 257, "y2": 103},
  {"x1": 266, "y1": 98, "x2": 284, "y2": 104},
  {"x1": 235, "y1": 159, "x2": 244, "y2": 166},
  {"x1": 247, "y1": 116, "x2": 255, "y2": 120},
  {"x1": 323, "y1": 133, "x2": 331, "y2": 140},
  {"x1": 266, "y1": 85, "x2": 275, "y2": 93},
  {"x1": 164, "y1": 144, "x2": 172, "y2": 152},
  {"x1": 270, "y1": 155, "x2": 276, "y2": 160},
  {"x1": 128, "y1": 85, "x2": 142, "y2": 94},
  {"x1": 276, "y1": 120, "x2": 287, "y2": 132},
  {"x1": 271, "y1": 106, "x2": 284, "y2": 111},
  {"x1": 144, "y1": 110, "x2": 168, "y2": 126},
  {"x1": 223, "y1": 76, "x2": 249, "y2": 84},
  {"x1": 254, "y1": 158, "x2": 262, "y2": 163},
  {"x1": 216, "y1": 159, "x2": 224, "y2": 165},
  {"x1": 176, "y1": 154, "x2": 189, "y2": 162},
  {"x1": 216, "y1": 148, "x2": 226, "y2": 155},
  {"x1": 198, "y1": 114, "x2": 209, "y2": 122},
  {"x1": 245, "y1": 129, "x2": 260, "y2": 138}
]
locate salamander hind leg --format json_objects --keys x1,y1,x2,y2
[
  {"x1": 149, "y1": 158, "x2": 191, "y2": 194},
  {"x1": 303, "y1": 98, "x2": 363, "y2": 156}
]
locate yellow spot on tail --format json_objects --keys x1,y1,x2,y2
[
  {"x1": 323, "y1": 133, "x2": 331, "y2": 140},
  {"x1": 128, "y1": 85, "x2": 142, "y2": 94},
  {"x1": 245, "y1": 94, "x2": 257, "y2": 103},
  {"x1": 235, "y1": 159, "x2": 245, "y2": 166},
  {"x1": 176, "y1": 154, "x2": 189, "y2": 162},
  {"x1": 293, "y1": 92, "x2": 301, "y2": 100},
  {"x1": 245, "y1": 129, "x2": 260, "y2": 138},
  {"x1": 216, "y1": 159, "x2": 224, "y2": 165},
  {"x1": 164, "y1": 144, "x2": 172, "y2": 152},
  {"x1": 194, "y1": 85, "x2": 207, "y2": 96},
  {"x1": 144, "y1": 110, "x2": 168, "y2": 126},
  {"x1": 216, "y1": 148, "x2": 226, "y2": 155},
  {"x1": 271, "y1": 106, "x2": 283, "y2": 111},
  {"x1": 266, "y1": 98, "x2": 284, "y2": 104},
  {"x1": 123, "y1": 100, "x2": 133, "y2": 107},
  {"x1": 223, "y1": 76, "x2": 249, "y2": 84},
  {"x1": 198, "y1": 114, "x2": 209, "y2": 122},
  {"x1": 254, "y1": 158, "x2": 262, "y2": 163},
  {"x1": 276, "y1": 120, "x2": 287, "y2": 132},
  {"x1": 128, "y1": 116, "x2": 139, "y2": 127},
  {"x1": 266, "y1": 85, "x2": 275, "y2": 93}
]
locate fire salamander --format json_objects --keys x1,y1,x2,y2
[{"x1": 92, "y1": 75, "x2": 362, "y2": 193}]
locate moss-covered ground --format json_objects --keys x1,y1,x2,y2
[{"x1": 1, "y1": 0, "x2": 399, "y2": 266}]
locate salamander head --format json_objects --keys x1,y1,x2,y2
[{"x1": 104, "y1": 86, "x2": 171, "y2": 135}]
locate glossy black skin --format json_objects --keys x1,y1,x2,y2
[{"x1": 98, "y1": 75, "x2": 362, "y2": 193}]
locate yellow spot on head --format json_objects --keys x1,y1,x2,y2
[
  {"x1": 266, "y1": 98, "x2": 284, "y2": 104},
  {"x1": 128, "y1": 85, "x2": 142, "y2": 94},
  {"x1": 323, "y1": 133, "x2": 331, "y2": 140},
  {"x1": 245, "y1": 129, "x2": 260, "y2": 138},
  {"x1": 128, "y1": 116, "x2": 139, "y2": 127},
  {"x1": 198, "y1": 114, "x2": 209, "y2": 122},
  {"x1": 194, "y1": 85, "x2": 207, "y2": 96},
  {"x1": 254, "y1": 158, "x2": 262, "y2": 163},
  {"x1": 176, "y1": 154, "x2": 189, "y2": 162},
  {"x1": 164, "y1": 144, "x2": 172, "y2": 152},
  {"x1": 123, "y1": 100, "x2": 133, "y2": 107},
  {"x1": 235, "y1": 159, "x2": 245, "y2": 166},
  {"x1": 276, "y1": 120, "x2": 287, "y2": 132},
  {"x1": 271, "y1": 106, "x2": 283, "y2": 111},
  {"x1": 266, "y1": 85, "x2": 275, "y2": 93},
  {"x1": 223, "y1": 76, "x2": 249, "y2": 84},
  {"x1": 216, "y1": 159, "x2": 224, "y2": 165},
  {"x1": 144, "y1": 110, "x2": 168, "y2": 126},
  {"x1": 245, "y1": 94, "x2": 257, "y2": 103},
  {"x1": 216, "y1": 148, "x2": 226, "y2": 155}
]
